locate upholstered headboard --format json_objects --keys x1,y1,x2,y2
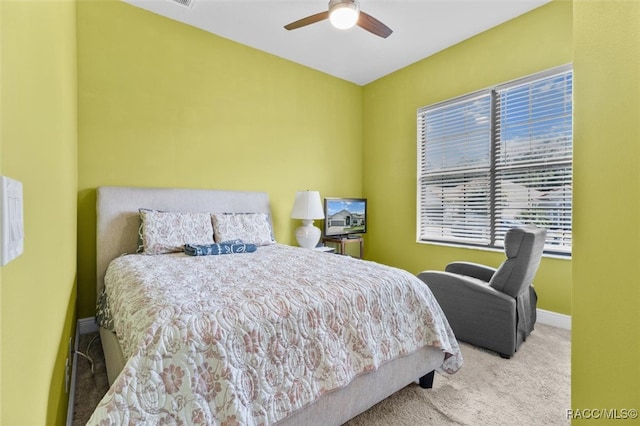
[{"x1": 95, "y1": 186, "x2": 272, "y2": 298}]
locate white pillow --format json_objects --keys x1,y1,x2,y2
[
  {"x1": 211, "y1": 213, "x2": 275, "y2": 246},
  {"x1": 139, "y1": 209, "x2": 214, "y2": 255}
]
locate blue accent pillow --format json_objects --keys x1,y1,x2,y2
[{"x1": 184, "y1": 241, "x2": 257, "y2": 256}]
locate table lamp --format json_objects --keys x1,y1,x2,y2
[{"x1": 291, "y1": 190, "x2": 325, "y2": 249}]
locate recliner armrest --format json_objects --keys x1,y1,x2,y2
[
  {"x1": 445, "y1": 261, "x2": 497, "y2": 283},
  {"x1": 418, "y1": 270, "x2": 513, "y2": 304}
]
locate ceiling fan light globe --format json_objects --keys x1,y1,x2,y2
[{"x1": 329, "y1": 1, "x2": 359, "y2": 30}]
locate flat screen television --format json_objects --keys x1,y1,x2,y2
[{"x1": 323, "y1": 197, "x2": 367, "y2": 238}]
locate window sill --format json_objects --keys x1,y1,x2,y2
[{"x1": 416, "y1": 239, "x2": 572, "y2": 261}]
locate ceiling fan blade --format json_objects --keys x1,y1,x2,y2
[
  {"x1": 357, "y1": 11, "x2": 393, "y2": 38},
  {"x1": 284, "y1": 11, "x2": 329, "y2": 31}
]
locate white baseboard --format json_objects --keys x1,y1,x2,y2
[
  {"x1": 78, "y1": 316, "x2": 98, "y2": 335},
  {"x1": 67, "y1": 317, "x2": 99, "y2": 425},
  {"x1": 537, "y1": 308, "x2": 571, "y2": 330},
  {"x1": 66, "y1": 322, "x2": 81, "y2": 426}
]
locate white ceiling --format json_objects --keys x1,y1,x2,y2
[{"x1": 122, "y1": 0, "x2": 551, "y2": 86}]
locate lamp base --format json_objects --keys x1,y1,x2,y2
[{"x1": 295, "y1": 220, "x2": 321, "y2": 249}]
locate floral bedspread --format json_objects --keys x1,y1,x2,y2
[{"x1": 88, "y1": 244, "x2": 462, "y2": 425}]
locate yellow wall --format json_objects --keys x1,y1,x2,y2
[
  {"x1": 0, "y1": 2, "x2": 3, "y2": 419},
  {"x1": 572, "y1": 0, "x2": 640, "y2": 419},
  {"x1": 362, "y1": 1, "x2": 573, "y2": 315},
  {"x1": 0, "y1": 0, "x2": 78, "y2": 425},
  {"x1": 76, "y1": 0, "x2": 363, "y2": 317},
  {"x1": 1, "y1": 0, "x2": 636, "y2": 423}
]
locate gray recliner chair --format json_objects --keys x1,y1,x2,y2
[{"x1": 418, "y1": 226, "x2": 546, "y2": 358}]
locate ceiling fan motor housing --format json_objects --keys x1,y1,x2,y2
[{"x1": 329, "y1": 0, "x2": 359, "y2": 9}]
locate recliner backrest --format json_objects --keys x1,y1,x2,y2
[{"x1": 489, "y1": 226, "x2": 547, "y2": 298}]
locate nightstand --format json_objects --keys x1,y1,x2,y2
[{"x1": 322, "y1": 236, "x2": 364, "y2": 258}]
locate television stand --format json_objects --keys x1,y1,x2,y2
[{"x1": 322, "y1": 236, "x2": 364, "y2": 259}]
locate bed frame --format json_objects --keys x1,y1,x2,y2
[{"x1": 95, "y1": 185, "x2": 442, "y2": 425}]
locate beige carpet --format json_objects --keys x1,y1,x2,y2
[{"x1": 73, "y1": 323, "x2": 570, "y2": 425}]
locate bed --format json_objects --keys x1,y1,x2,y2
[{"x1": 88, "y1": 186, "x2": 462, "y2": 425}]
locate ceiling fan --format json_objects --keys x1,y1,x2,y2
[{"x1": 284, "y1": 0, "x2": 393, "y2": 39}]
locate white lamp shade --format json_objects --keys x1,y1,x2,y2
[{"x1": 291, "y1": 191, "x2": 324, "y2": 220}]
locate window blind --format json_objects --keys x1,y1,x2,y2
[
  {"x1": 418, "y1": 93, "x2": 492, "y2": 244},
  {"x1": 417, "y1": 66, "x2": 573, "y2": 254}
]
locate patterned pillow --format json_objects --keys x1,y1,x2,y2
[
  {"x1": 211, "y1": 213, "x2": 275, "y2": 246},
  {"x1": 139, "y1": 209, "x2": 214, "y2": 255}
]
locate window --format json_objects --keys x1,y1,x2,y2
[{"x1": 417, "y1": 66, "x2": 573, "y2": 255}]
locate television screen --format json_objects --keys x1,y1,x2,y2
[{"x1": 324, "y1": 198, "x2": 367, "y2": 238}]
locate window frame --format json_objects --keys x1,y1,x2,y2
[{"x1": 416, "y1": 64, "x2": 573, "y2": 257}]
